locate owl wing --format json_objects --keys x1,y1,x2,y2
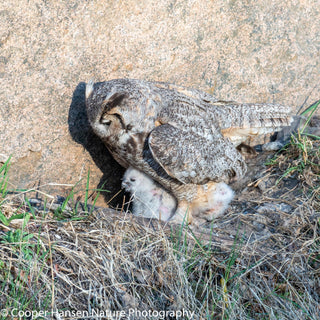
[
  {"x1": 214, "y1": 102, "x2": 294, "y2": 146},
  {"x1": 147, "y1": 90, "x2": 293, "y2": 184},
  {"x1": 154, "y1": 85, "x2": 293, "y2": 147},
  {"x1": 147, "y1": 123, "x2": 246, "y2": 184}
]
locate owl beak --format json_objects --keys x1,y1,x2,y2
[{"x1": 121, "y1": 180, "x2": 130, "y2": 191}]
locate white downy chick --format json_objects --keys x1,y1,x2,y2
[{"x1": 122, "y1": 167, "x2": 176, "y2": 221}]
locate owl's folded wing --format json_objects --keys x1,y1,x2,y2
[{"x1": 147, "y1": 124, "x2": 246, "y2": 184}]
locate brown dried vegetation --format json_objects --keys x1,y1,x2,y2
[{"x1": 1, "y1": 113, "x2": 320, "y2": 319}]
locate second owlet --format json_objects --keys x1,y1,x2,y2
[{"x1": 85, "y1": 79, "x2": 293, "y2": 223}]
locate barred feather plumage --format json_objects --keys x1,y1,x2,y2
[{"x1": 86, "y1": 78, "x2": 293, "y2": 223}]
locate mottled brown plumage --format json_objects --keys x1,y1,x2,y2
[{"x1": 85, "y1": 79, "x2": 293, "y2": 223}]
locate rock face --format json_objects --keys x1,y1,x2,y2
[{"x1": 1, "y1": 0, "x2": 319, "y2": 205}]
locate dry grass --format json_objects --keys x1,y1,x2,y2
[{"x1": 1, "y1": 115, "x2": 320, "y2": 319}]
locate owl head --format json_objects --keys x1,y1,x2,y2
[
  {"x1": 215, "y1": 182, "x2": 234, "y2": 203},
  {"x1": 85, "y1": 79, "x2": 160, "y2": 140},
  {"x1": 85, "y1": 80, "x2": 130, "y2": 139},
  {"x1": 122, "y1": 167, "x2": 155, "y2": 194}
]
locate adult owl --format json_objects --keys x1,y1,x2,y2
[{"x1": 85, "y1": 79, "x2": 293, "y2": 223}]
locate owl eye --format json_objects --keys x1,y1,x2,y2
[
  {"x1": 130, "y1": 177, "x2": 136, "y2": 182},
  {"x1": 101, "y1": 119, "x2": 112, "y2": 125}
]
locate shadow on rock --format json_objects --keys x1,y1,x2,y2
[{"x1": 68, "y1": 82, "x2": 126, "y2": 208}]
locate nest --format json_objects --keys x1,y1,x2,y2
[{"x1": 1, "y1": 134, "x2": 320, "y2": 319}]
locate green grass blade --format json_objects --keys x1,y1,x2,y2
[
  {"x1": 7, "y1": 213, "x2": 28, "y2": 222},
  {"x1": 0, "y1": 155, "x2": 11, "y2": 198},
  {"x1": 0, "y1": 211, "x2": 9, "y2": 226},
  {"x1": 84, "y1": 169, "x2": 90, "y2": 212},
  {"x1": 300, "y1": 99, "x2": 320, "y2": 134},
  {"x1": 301, "y1": 132, "x2": 320, "y2": 140},
  {"x1": 24, "y1": 198, "x2": 36, "y2": 219}
]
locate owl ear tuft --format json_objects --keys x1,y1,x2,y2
[
  {"x1": 86, "y1": 79, "x2": 94, "y2": 99},
  {"x1": 103, "y1": 92, "x2": 127, "y2": 109}
]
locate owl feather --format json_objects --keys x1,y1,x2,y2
[{"x1": 85, "y1": 79, "x2": 293, "y2": 223}]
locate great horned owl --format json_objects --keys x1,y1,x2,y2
[
  {"x1": 122, "y1": 167, "x2": 177, "y2": 221},
  {"x1": 86, "y1": 79, "x2": 293, "y2": 223}
]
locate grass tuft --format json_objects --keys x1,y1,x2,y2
[
  {"x1": 267, "y1": 100, "x2": 320, "y2": 190},
  {"x1": 1, "y1": 101, "x2": 320, "y2": 319}
]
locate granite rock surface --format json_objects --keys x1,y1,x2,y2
[{"x1": 1, "y1": 0, "x2": 319, "y2": 205}]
